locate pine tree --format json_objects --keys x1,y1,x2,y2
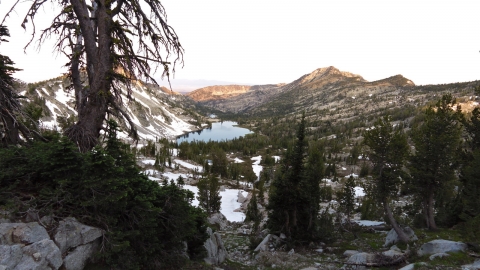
[
  {"x1": 409, "y1": 94, "x2": 462, "y2": 230},
  {"x1": 363, "y1": 115, "x2": 410, "y2": 243},
  {"x1": 0, "y1": 25, "x2": 33, "y2": 146},
  {"x1": 302, "y1": 142, "x2": 324, "y2": 235},
  {"x1": 246, "y1": 190, "x2": 261, "y2": 232},
  {"x1": 210, "y1": 147, "x2": 228, "y2": 177},
  {"x1": 457, "y1": 107, "x2": 480, "y2": 222},
  {"x1": 267, "y1": 113, "x2": 324, "y2": 244},
  {"x1": 339, "y1": 176, "x2": 356, "y2": 220},
  {"x1": 197, "y1": 174, "x2": 222, "y2": 215}
]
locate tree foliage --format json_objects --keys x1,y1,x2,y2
[
  {"x1": 197, "y1": 174, "x2": 222, "y2": 215},
  {"x1": 267, "y1": 113, "x2": 326, "y2": 244},
  {"x1": 0, "y1": 25, "x2": 34, "y2": 146},
  {"x1": 363, "y1": 115, "x2": 410, "y2": 243},
  {"x1": 409, "y1": 94, "x2": 462, "y2": 230},
  {"x1": 0, "y1": 121, "x2": 207, "y2": 269}
]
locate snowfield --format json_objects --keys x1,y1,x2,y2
[
  {"x1": 251, "y1": 156, "x2": 263, "y2": 180},
  {"x1": 220, "y1": 189, "x2": 248, "y2": 222}
]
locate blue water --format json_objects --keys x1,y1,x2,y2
[{"x1": 177, "y1": 121, "x2": 253, "y2": 143}]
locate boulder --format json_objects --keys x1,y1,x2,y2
[
  {"x1": 63, "y1": 241, "x2": 100, "y2": 270},
  {"x1": 384, "y1": 226, "x2": 417, "y2": 247},
  {"x1": 254, "y1": 234, "x2": 280, "y2": 252},
  {"x1": 0, "y1": 222, "x2": 49, "y2": 245},
  {"x1": 0, "y1": 244, "x2": 24, "y2": 269},
  {"x1": 462, "y1": 259, "x2": 480, "y2": 270},
  {"x1": 207, "y1": 212, "x2": 229, "y2": 231},
  {"x1": 390, "y1": 245, "x2": 401, "y2": 252},
  {"x1": 381, "y1": 249, "x2": 404, "y2": 259},
  {"x1": 15, "y1": 239, "x2": 63, "y2": 270},
  {"x1": 204, "y1": 227, "x2": 228, "y2": 265},
  {"x1": 343, "y1": 250, "x2": 359, "y2": 258},
  {"x1": 347, "y1": 252, "x2": 376, "y2": 270},
  {"x1": 54, "y1": 217, "x2": 103, "y2": 254},
  {"x1": 237, "y1": 191, "x2": 247, "y2": 203},
  {"x1": 417, "y1": 239, "x2": 467, "y2": 256},
  {"x1": 346, "y1": 252, "x2": 377, "y2": 265}
]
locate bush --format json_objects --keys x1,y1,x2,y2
[
  {"x1": 0, "y1": 121, "x2": 208, "y2": 269},
  {"x1": 460, "y1": 215, "x2": 480, "y2": 249}
]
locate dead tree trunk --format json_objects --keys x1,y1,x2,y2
[{"x1": 384, "y1": 199, "x2": 409, "y2": 244}]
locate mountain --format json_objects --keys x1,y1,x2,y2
[
  {"x1": 16, "y1": 76, "x2": 208, "y2": 141},
  {"x1": 192, "y1": 66, "x2": 479, "y2": 119},
  {"x1": 187, "y1": 85, "x2": 252, "y2": 101},
  {"x1": 248, "y1": 66, "x2": 417, "y2": 116}
]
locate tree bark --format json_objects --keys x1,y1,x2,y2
[
  {"x1": 65, "y1": 0, "x2": 113, "y2": 152},
  {"x1": 384, "y1": 199, "x2": 409, "y2": 244},
  {"x1": 423, "y1": 200, "x2": 430, "y2": 229},
  {"x1": 427, "y1": 191, "x2": 437, "y2": 230}
]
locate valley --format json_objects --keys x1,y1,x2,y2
[{"x1": 4, "y1": 66, "x2": 480, "y2": 270}]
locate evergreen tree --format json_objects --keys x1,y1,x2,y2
[
  {"x1": 363, "y1": 115, "x2": 410, "y2": 243},
  {"x1": 267, "y1": 113, "x2": 324, "y2": 244},
  {"x1": 303, "y1": 142, "x2": 324, "y2": 235},
  {"x1": 457, "y1": 107, "x2": 480, "y2": 222},
  {"x1": 0, "y1": 121, "x2": 208, "y2": 268},
  {"x1": 409, "y1": 94, "x2": 462, "y2": 230},
  {"x1": 339, "y1": 176, "x2": 356, "y2": 220},
  {"x1": 0, "y1": 25, "x2": 33, "y2": 146},
  {"x1": 210, "y1": 147, "x2": 228, "y2": 177},
  {"x1": 197, "y1": 174, "x2": 222, "y2": 215},
  {"x1": 245, "y1": 190, "x2": 261, "y2": 232}
]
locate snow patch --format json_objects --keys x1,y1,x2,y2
[
  {"x1": 174, "y1": 159, "x2": 203, "y2": 172},
  {"x1": 353, "y1": 220, "x2": 384, "y2": 226}
]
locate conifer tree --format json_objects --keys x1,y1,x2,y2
[
  {"x1": 210, "y1": 147, "x2": 228, "y2": 177},
  {"x1": 303, "y1": 142, "x2": 324, "y2": 233},
  {"x1": 246, "y1": 190, "x2": 261, "y2": 231},
  {"x1": 267, "y1": 113, "x2": 324, "y2": 243},
  {"x1": 363, "y1": 115, "x2": 410, "y2": 243},
  {"x1": 457, "y1": 107, "x2": 480, "y2": 221},
  {"x1": 339, "y1": 176, "x2": 356, "y2": 220},
  {"x1": 197, "y1": 174, "x2": 222, "y2": 215},
  {"x1": 0, "y1": 25, "x2": 33, "y2": 146},
  {"x1": 409, "y1": 94, "x2": 462, "y2": 230}
]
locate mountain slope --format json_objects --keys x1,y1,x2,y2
[
  {"x1": 187, "y1": 85, "x2": 252, "y2": 101},
  {"x1": 192, "y1": 66, "x2": 478, "y2": 130},
  {"x1": 16, "y1": 76, "x2": 207, "y2": 141}
]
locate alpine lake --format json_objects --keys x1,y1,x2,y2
[{"x1": 176, "y1": 121, "x2": 253, "y2": 143}]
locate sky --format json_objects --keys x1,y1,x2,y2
[{"x1": 1, "y1": 0, "x2": 479, "y2": 91}]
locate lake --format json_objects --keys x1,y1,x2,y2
[{"x1": 177, "y1": 121, "x2": 252, "y2": 143}]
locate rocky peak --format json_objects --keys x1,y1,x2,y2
[
  {"x1": 372, "y1": 74, "x2": 415, "y2": 87},
  {"x1": 188, "y1": 85, "x2": 252, "y2": 101},
  {"x1": 299, "y1": 66, "x2": 365, "y2": 84}
]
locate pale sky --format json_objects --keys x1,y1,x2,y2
[{"x1": 1, "y1": 0, "x2": 479, "y2": 88}]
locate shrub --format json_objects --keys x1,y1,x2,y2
[{"x1": 0, "y1": 121, "x2": 208, "y2": 269}]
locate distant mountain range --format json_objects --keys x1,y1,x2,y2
[
  {"x1": 187, "y1": 66, "x2": 478, "y2": 120},
  {"x1": 157, "y1": 78, "x2": 250, "y2": 94}
]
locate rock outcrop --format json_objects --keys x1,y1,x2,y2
[
  {"x1": 204, "y1": 227, "x2": 228, "y2": 265},
  {"x1": 0, "y1": 218, "x2": 103, "y2": 270},
  {"x1": 384, "y1": 226, "x2": 418, "y2": 247},
  {"x1": 417, "y1": 239, "x2": 467, "y2": 257},
  {"x1": 207, "y1": 212, "x2": 230, "y2": 231}
]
